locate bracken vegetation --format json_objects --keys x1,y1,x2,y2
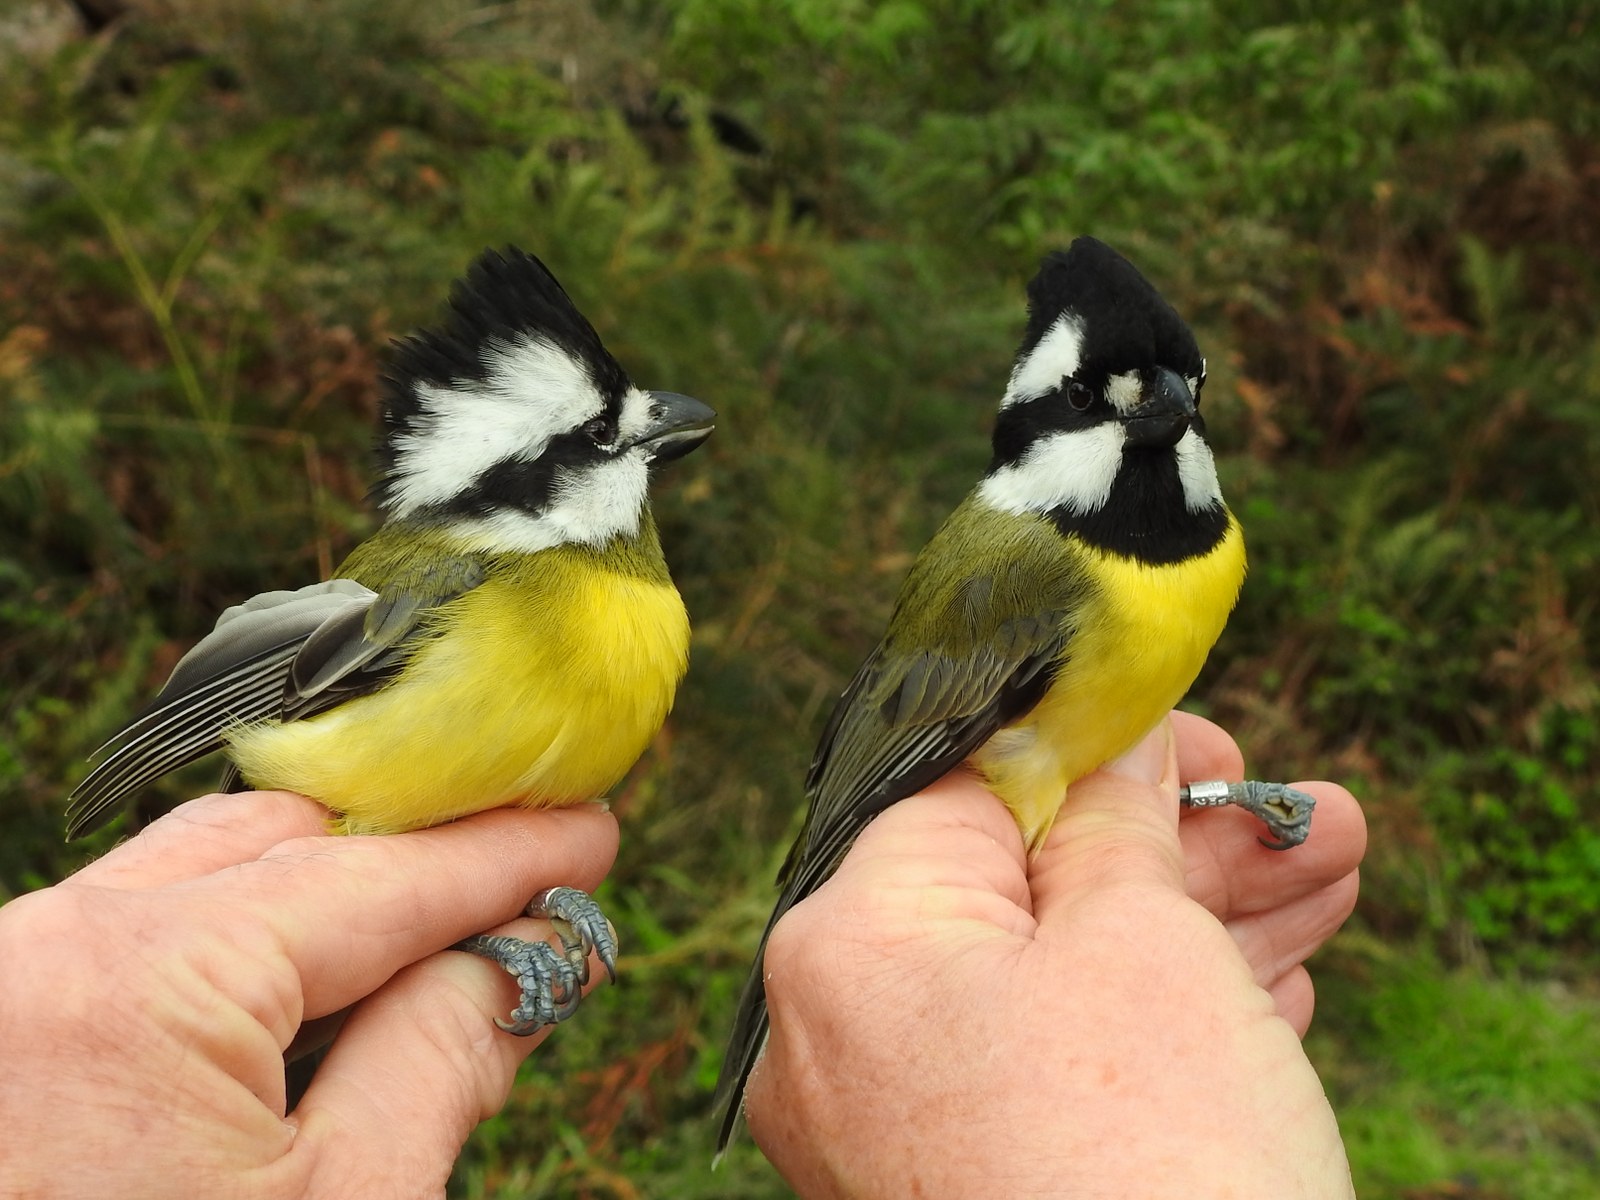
[{"x1": 2, "y1": 0, "x2": 1597, "y2": 1195}]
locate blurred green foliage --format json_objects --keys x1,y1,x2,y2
[{"x1": 1, "y1": 0, "x2": 1597, "y2": 1194}]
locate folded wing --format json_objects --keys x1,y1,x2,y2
[{"x1": 64, "y1": 578, "x2": 431, "y2": 838}]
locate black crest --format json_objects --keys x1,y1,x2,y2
[
  {"x1": 1016, "y1": 237, "x2": 1203, "y2": 380},
  {"x1": 371, "y1": 247, "x2": 631, "y2": 511}
]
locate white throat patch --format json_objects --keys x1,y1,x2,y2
[{"x1": 977, "y1": 423, "x2": 1126, "y2": 517}]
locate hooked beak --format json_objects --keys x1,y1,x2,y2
[
  {"x1": 1120, "y1": 368, "x2": 1196, "y2": 450},
  {"x1": 635, "y1": 391, "x2": 716, "y2": 464}
]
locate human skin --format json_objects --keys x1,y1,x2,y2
[
  {"x1": 743, "y1": 712, "x2": 1364, "y2": 1199},
  {"x1": 0, "y1": 795, "x2": 619, "y2": 1200},
  {"x1": 0, "y1": 713, "x2": 1361, "y2": 1199}
]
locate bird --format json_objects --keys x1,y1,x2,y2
[
  {"x1": 713, "y1": 236, "x2": 1314, "y2": 1150},
  {"x1": 65, "y1": 245, "x2": 715, "y2": 1034}
]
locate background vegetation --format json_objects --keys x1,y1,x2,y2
[{"x1": 2, "y1": 0, "x2": 1597, "y2": 1194}]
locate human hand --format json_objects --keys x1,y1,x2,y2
[
  {"x1": 0, "y1": 791, "x2": 618, "y2": 1199},
  {"x1": 744, "y1": 712, "x2": 1364, "y2": 1198}
]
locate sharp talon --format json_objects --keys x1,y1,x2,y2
[
  {"x1": 526, "y1": 886, "x2": 620, "y2": 984},
  {"x1": 1180, "y1": 779, "x2": 1316, "y2": 850},
  {"x1": 451, "y1": 886, "x2": 621, "y2": 1035},
  {"x1": 455, "y1": 931, "x2": 586, "y2": 1036}
]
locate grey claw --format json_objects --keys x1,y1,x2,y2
[
  {"x1": 1179, "y1": 779, "x2": 1316, "y2": 850},
  {"x1": 526, "y1": 886, "x2": 619, "y2": 985},
  {"x1": 453, "y1": 887, "x2": 620, "y2": 1035},
  {"x1": 454, "y1": 933, "x2": 584, "y2": 1036}
]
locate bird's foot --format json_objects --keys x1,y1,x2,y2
[
  {"x1": 1179, "y1": 779, "x2": 1316, "y2": 850},
  {"x1": 454, "y1": 886, "x2": 619, "y2": 1036},
  {"x1": 530, "y1": 885, "x2": 619, "y2": 986}
]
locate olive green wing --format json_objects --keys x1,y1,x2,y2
[
  {"x1": 788, "y1": 589, "x2": 1069, "y2": 893},
  {"x1": 715, "y1": 522, "x2": 1083, "y2": 1151}
]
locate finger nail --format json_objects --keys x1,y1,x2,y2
[{"x1": 1106, "y1": 723, "x2": 1173, "y2": 787}]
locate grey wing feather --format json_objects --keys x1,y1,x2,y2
[
  {"x1": 65, "y1": 580, "x2": 379, "y2": 839},
  {"x1": 153, "y1": 580, "x2": 375, "y2": 701},
  {"x1": 282, "y1": 560, "x2": 484, "y2": 718},
  {"x1": 284, "y1": 596, "x2": 406, "y2": 719}
]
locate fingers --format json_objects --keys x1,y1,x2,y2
[
  {"x1": 1169, "y1": 709, "x2": 1367, "y2": 925},
  {"x1": 285, "y1": 917, "x2": 610, "y2": 1195},
  {"x1": 1028, "y1": 723, "x2": 1363, "y2": 999},
  {"x1": 1266, "y1": 965, "x2": 1317, "y2": 1036},
  {"x1": 185, "y1": 805, "x2": 619, "y2": 1031},
  {"x1": 1170, "y1": 710, "x2": 1246, "y2": 782},
  {"x1": 67, "y1": 793, "x2": 621, "y2": 1025},
  {"x1": 819, "y1": 767, "x2": 1035, "y2": 932},
  {"x1": 1165, "y1": 715, "x2": 1367, "y2": 1014},
  {"x1": 280, "y1": 806, "x2": 619, "y2": 1021},
  {"x1": 1029, "y1": 723, "x2": 1187, "y2": 920},
  {"x1": 69, "y1": 791, "x2": 332, "y2": 890},
  {"x1": 1225, "y1": 871, "x2": 1358, "y2": 1017},
  {"x1": 57, "y1": 795, "x2": 619, "y2": 1094},
  {"x1": 1182, "y1": 781, "x2": 1366, "y2": 921}
]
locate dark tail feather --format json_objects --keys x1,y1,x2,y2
[
  {"x1": 713, "y1": 945, "x2": 773, "y2": 1157},
  {"x1": 713, "y1": 824, "x2": 867, "y2": 1155}
]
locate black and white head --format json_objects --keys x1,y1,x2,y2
[
  {"x1": 979, "y1": 237, "x2": 1229, "y2": 564},
  {"x1": 373, "y1": 247, "x2": 714, "y2": 551}
]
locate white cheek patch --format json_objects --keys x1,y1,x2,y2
[
  {"x1": 386, "y1": 334, "x2": 602, "y2": 518},
  {"x1": 977, "y1": 423, "x2": 1125, "y2": 517},
  {"x1": 547, "y1": 454, "x2": 650, "y2": 544},
  {"x1": 1173, "y1": 427, "x2": 1223, "y2": 512},
  {"x1": 1003, "y1": 313, "x2": 1086, "y2": 408},
  {"x1": 444, "y1": 456, "x2": 649, "y2": 553},
  {"x1": 1105, "y1": 371, "x2": 1142, "y2": 416}
]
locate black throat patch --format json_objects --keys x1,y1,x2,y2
[{"x1": 1047, "y1": 450, "x2": 1230, "y2": 565}]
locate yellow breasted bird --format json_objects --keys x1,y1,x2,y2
[
  {"x1": 714, "y1": 237, "x2": 1313, "y2": 1148},
  {"x1": 66, "y1": 247, "x2": 714, "y2": 1033}
]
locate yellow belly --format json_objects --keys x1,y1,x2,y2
[
  {"x1": 972, "y1": 519, "x2": 1246, "y2": 851},
  {"x1": 225, "y1": 567, "x2": 690, "y2": 835}
]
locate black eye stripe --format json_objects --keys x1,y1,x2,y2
[
  {"x1": 431, "y1": 428, "x2": 610, "y2": 519},
  {"x1": 990, "y1": 390, "x2": 1112, "y2": 468}
]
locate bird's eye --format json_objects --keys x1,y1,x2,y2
[
  {"x1": 583, "y1": 417, "x2": 611, "y2": 445},
  {"x1": 1065, "y1": 380, "x2": 1094, "y2": 411}
]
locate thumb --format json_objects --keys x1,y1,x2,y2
[{"x1": 1028, "y1": 720, "x2": 1188, "y2": 922}]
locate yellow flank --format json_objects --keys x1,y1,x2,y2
[
  {"x1": 225, "y1": 558, "x2": 690, "y2": 835},
  {"x1": 972, "y1": 515, "x2": 1247, "y2": 852}
]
